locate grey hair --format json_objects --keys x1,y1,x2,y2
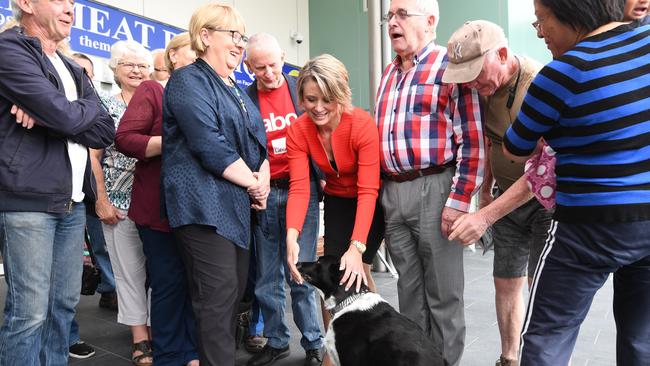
[
  {"x1": 108, "y1": 40, "x2": 153, "y2": 71},
  {"x1": 10, "y1": 0, "x2": 23, "y2": 22},
  {"x1": 414, "y1": 0, "x2": 440, "y2": 39},
  {"x1": 151, "y1": 48, "x2": 165, "y2": 58},
  {"x1": 246, "y1": 33, "x2": 282, "y2": 58},
  {"x1": 246, "y1": 32, "x2": 283, "y2": 56}
]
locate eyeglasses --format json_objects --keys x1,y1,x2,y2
[
  {"x1": 118, "y1": 62, "x2": 149, "y2": 72},
  {"x1": 532, "y1": 19, "x2": 546, "y2": 32},
  {"x1": 381, "y1": 9, "x2": 429, "y2": 24},
  {"x1": 207, "y1": 28, "x2": 249, "y2": 46},
  {"x1": 532, "y1": 21, "x2": 540, "y2": 32}
]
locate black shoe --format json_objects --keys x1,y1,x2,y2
[
  {"x1": 304, "y1": 348, "x2": 323, "y2": 366},
  {"x1": 69, "y1": 341, "x2": 96, "y2": 359},
  {"x1": 99, "y1": 291, "x2": 118, "y2": 310},
  {"x1": 247, "y1": 345, "x2": 290, "y2": 366}
]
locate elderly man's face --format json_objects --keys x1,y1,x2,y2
[
  {"x1": 246, "y1": 47, "x2": 285, "y2": 92},
  {"x1": 387, "y1": 0, "x2": 432, "y2": 60},
  {"x1": 624, "y1": 0, "x2": 649, "y2": 21},
  {"x1": 465, "y1": 52, "x2": 505, "y2": 97},
  {"x1": 27, "y1": 0, "x2": 75, "y2": 42},
  {"x1": 152, "y1": 52, "x2": 169, "y2": 82},
  {"x1": 72, "y1": 56, "x2": 94, "y2": 79}
]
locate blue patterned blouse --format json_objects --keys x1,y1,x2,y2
[{"x1": 100, "y1": 94, "x2": 137, "y2": 211}]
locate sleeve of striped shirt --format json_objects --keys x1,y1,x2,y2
[
  {"x1": 504, "y1": 68, "x2": 562, "y2": 157},
  {"x1": 447, "y1": 84, "x2": 485, "y2": 212}
]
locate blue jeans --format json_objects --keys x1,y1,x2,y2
[
  {"x1": 69, "y1": 318, "x2": 80, "y2": 346},
  {"x1": 254, "y1": 181, "x2": 323, "y2": 350},
  {"x1": 86, "y1": 214, "x2": 116, "y2": 293},
  {"x1": 0, "y1": 203, "x2": 86, "y2": 366},
  {"x1": 138, "y1": 226, "x2": 198, "y2": 366}
]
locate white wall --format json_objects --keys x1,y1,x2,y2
[{"x1": 93, "y1": 0, "x2": 310, "y2": 66}]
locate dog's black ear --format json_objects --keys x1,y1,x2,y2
[{"x1": 327, "y1": 258, "x2": 343, "y2": 279}]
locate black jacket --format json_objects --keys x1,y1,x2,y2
[{"x1": 0, "y1": 27, "x2": 114, "y2": 214}]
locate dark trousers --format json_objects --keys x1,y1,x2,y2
[
  {"x1": 174, "y1": 225, "x2": 249, "y2": 366},
  {"x1": 138, "y1": 225, "x2": 198, "y2": 366},
  {"x1": 521, "y1": 220, "x2": 650, "y2": 365}
]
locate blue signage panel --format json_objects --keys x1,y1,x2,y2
[
  {"x1": 70, "y1": 0, "x2": 183, "y2": 58},
  {"x1": 0, "y1": 0, "x2": 300, "y2": 84},
  {"x1": 0, "y1": 0, "x2": 13, "y2": 28}
]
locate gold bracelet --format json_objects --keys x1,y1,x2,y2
[{"x1": 350, "y1": 240, "x2": 367, "y2": 254}]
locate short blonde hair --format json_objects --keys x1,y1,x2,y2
[
  {"x1": 297, "y1": 54, "x2": 353, "y2": 112},
  {"x1": 188, "y1": 3, "x2": 246, "y2": 56},
  {"x1": 165, "y1": 32, "x2": 192, "y2": 72}
]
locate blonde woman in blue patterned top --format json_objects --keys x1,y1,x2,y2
[{"x1": 89, "y1": 40, "x2": 155, "y2": 366}]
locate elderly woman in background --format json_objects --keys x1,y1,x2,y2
[
  {"x1": 285, "y1": 54, "x2": 383, "y2": 297},
  {"x1": 503, "y1": 0, "x2": 650, "y2": 364},
  {"x1": 115, "y1": 33, "x2": 198, "y2": 366},
  {"x1": 90, "y1": 40, "x2": 154, "y2": 366},
  {"x1": 162, "y1": 4, "x2": 268, "y2": 365}
]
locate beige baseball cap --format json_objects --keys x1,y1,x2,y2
[{"x1": 442, "y1": 20, "x2": 507, "y2": 84}]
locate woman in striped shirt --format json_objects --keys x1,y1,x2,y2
[{"x1": 503, "y1": 0, "x2": 650, "y2": 365}]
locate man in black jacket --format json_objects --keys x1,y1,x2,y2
[
  {"x1": 0, "y1": 1, "x2": 114, "y2": 365},
  {"x1": 244, "y1": 33, "x2": 323, "y2": 366}
]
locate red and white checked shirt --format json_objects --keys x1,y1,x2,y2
[{"x1": 374, "y1": 42, "x2": 484, "y2": 212}]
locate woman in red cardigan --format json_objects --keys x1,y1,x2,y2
[
  {"x1": 114, "y1": 33, "x2": 199, "y2": 366},
  {"x1": 286, "y1": 54, "x2": 383, "y2": 294}
]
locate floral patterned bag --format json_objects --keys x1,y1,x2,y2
[{"x1": 524, "y1": 144, "x2": 556, "y2": 210}]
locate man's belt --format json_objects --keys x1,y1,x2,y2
[
  {"x1": 381, "y1": 164, "x2": 453, "y2": 183},
  {"x1": 269, "y1": 178, "x2": 290, "y2": 189}
]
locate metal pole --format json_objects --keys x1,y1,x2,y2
[
  {"x1": 367, "y1": 0, "x2": 382, "y2": 113},
  {"x1": 381, "y1": 0, "x2": 392, "y2": 69}
]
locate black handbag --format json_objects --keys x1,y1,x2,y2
[{"x1": 81, "y1": 228, "x2": 101, "y2": 296}]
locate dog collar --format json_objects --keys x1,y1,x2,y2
[{"x1": 330, "y1": 288, "x2": 370, "y2": 316}]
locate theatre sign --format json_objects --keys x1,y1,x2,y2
[
  {"x1": 0, "y1": 0, "x2": 183, "y2": 58},
  {"x1": 0, "y1": 0, "x2": 297, "y2": 86}
]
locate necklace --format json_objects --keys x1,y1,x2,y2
[
  {"x1": 228, "y1": 77, "x2": 247, "y2": 114},
  {"x1": 120, "y1": 91, "x2": 128, "y2": 106}
]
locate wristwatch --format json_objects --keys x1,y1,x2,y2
[{"x1": 350, "y1": 240, "x2": 367, "y2": 254}]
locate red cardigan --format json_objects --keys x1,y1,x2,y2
[
  {"x1": 286, "y1": 107, "x2": 380, "y2": 243},
  {"x1": 114, "y1": 80, "x2": 170, "y2": 232}
]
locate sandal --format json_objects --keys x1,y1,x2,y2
[{"x1": 132, "y1": 340, "x2": 153, "y2": 366}]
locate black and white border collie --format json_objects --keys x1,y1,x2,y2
[{"x1": 298, "y1": 256, "x2": 447, "y2": 366}]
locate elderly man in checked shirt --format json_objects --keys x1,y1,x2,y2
[{"x1": 374, "y1": 1, "x2": 484, "y2": 365}]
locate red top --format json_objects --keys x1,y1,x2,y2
[
  {"x1": 258, "y1": 81, "x2": 298, "y2": 180},
  {"x1": 286, "y1": 107, "x2": 380, "y2": 243},
  {"x1": 114, "y1": 80, "x2": 170, "y2": 232}
]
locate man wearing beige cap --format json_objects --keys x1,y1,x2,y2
[
  {"x1": 442, "y1": 20, "x2": 553, "y2": 366},
  {"x1": 375, "y1": 1, "x2": 484, "y2": 365}
]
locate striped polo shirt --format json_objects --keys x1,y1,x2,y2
[{"x1": 504, "y1": 23, "x2": 650, "y2": 223}]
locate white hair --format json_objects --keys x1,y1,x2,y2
[
  {"x1": 10, "y1": 0, "x2": 23, "y2": 22},
  {"x1": 108, "y1": 40, "x2": 153, "y2": 71},
  {"x1": 414, "y1": 0, "x2": 440, "y2": 39},
  {"x1": 246, "y1": 32, "x2": 283, "y2": 56}
]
